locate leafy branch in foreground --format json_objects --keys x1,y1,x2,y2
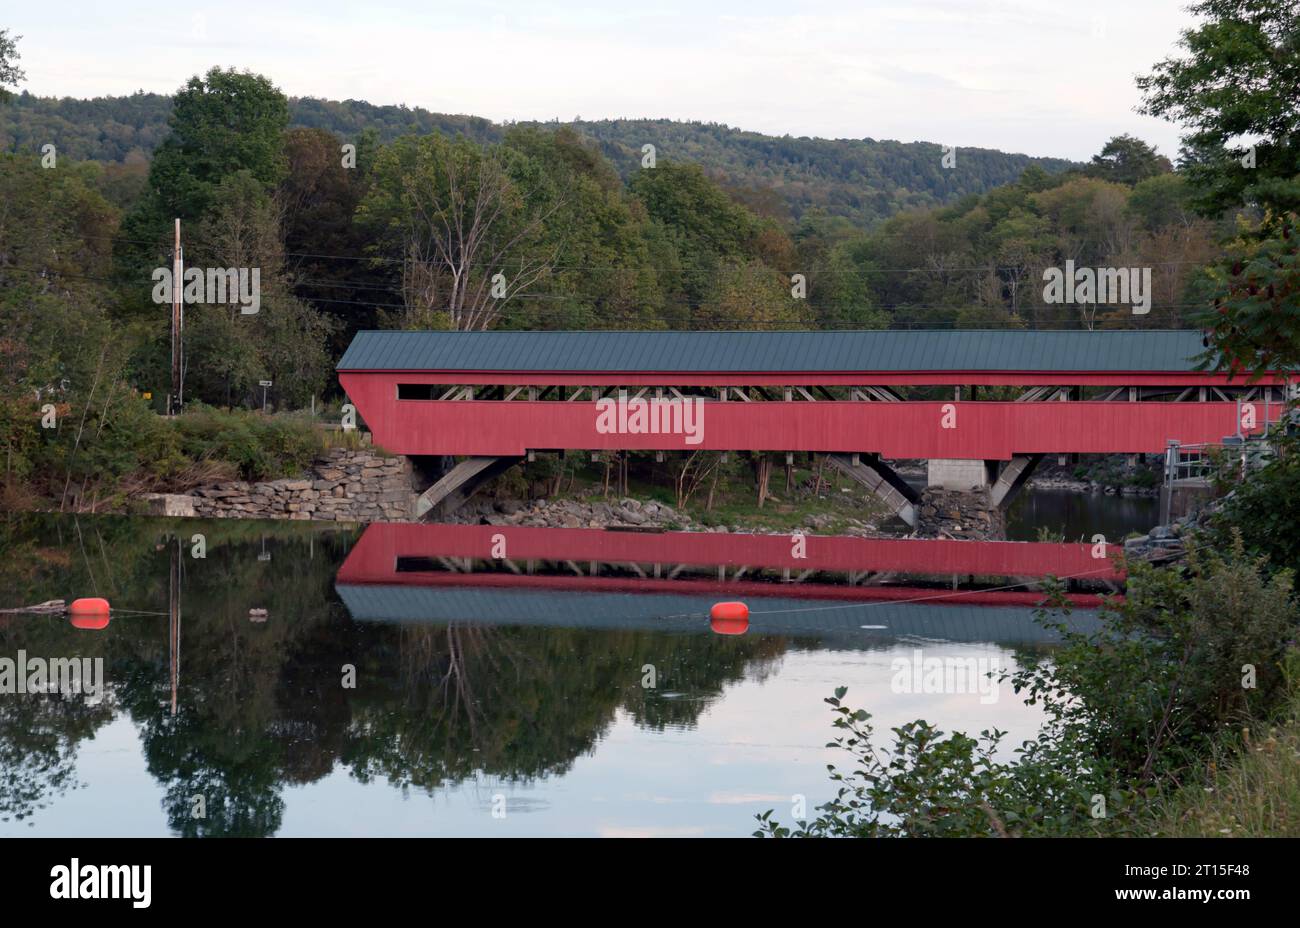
[{"x1": 757, "y1": 538, "x2": 1299, "y2": 837}]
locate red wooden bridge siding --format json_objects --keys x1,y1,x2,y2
[{"x1": 340, "y1": 371, "x2": 1279, "y2": 459}]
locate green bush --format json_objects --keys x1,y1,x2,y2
[
  {"x1": 756, "y1": 538, "x2": 1299, "y2": 837},
  {"x1": 26, "y1": 390, "x2": 185, "y2": 499},
  {"x1": 172, "y1": 405, "x2": 318, "y2": 481},
  {"x1": 1211, "y1": 436, "x2": 1300, "y2": 576},
  {"x1": 1125, "y1": 468, "x2": 1158, "y2": 488}
]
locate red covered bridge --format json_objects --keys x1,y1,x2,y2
[{"x1": 336, "y1": 329, "x2": 1289, "y2": 523}]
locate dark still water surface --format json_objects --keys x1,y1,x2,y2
[
  {"x1": 0, "y1": 511, "x2": 1107, "y2": 837},
  {"x1": 1005, "y1": 488, "x2": 1158, "y2": 541}
]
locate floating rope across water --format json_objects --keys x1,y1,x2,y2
[{"x1": 0, "y1": 599, "x2": 168, "y2": 617}]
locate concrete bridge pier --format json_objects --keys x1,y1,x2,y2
[
  {"x1": 825, "y1": 453, "x2": 1043, "y2": 537},
  {"x1": 916, "y1": 456, "x2": 1043, "y2": 540},
  {"x1": 926, "y1": 459, "x2": 999, "y2": 491},
  {"x1": 924, "y1": 456, "x2": 1042, "y2": 505}
]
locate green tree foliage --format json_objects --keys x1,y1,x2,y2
[
  {"x1": 1210, "y1": 433, "x2": 1300, "y2": 577},
  {"x1": 1087, "y1": 134, "x2": 1173, "y2": 185},
  {"x1": 580, "y1": 119, "x2": 1076, "y2": 227},
  {"x1": 632, "y1": 161, "x2": 765, "y2": 258},
  {"x1": 1137, "y1": 2, "x2": 1300, "y2": 377},
  {"x1": 0, "y1": 154, "x2": 139, "y2": 500},
  {"x1": 0, "y1": 90, "x2": 169, "y2": 161},
  {"x1": 0, "y1": 29, "x2": 24, "y2": 102},
  {"x1": 108, "y1": 71, "x2": 333, "y2": 410},
  {"x1": 695, "y1": 257, "x2": 810, "y2": 330},
  {"x1": 1138, "y1": 0, "x2": 1300, "y2": 217},
  {"x1": 143, "y1": 68, "x2": 290, "y2": 221},
  {"x1": 116, "y1": 69, "x2": 291, "y2": 290},
  {"x1": 499, "y1": 127, "x2": 666, "y2": 329},
  {"x1": 280, "y1": 126, "x2": 383, "y2": 353},
  {"x1": 181, "y1": 172, "x2": 335, "y2": 409},
  {"x1": 630, "y1": 161, "x2": 804, "y2": 323},
  {"x1": 1198, "y1": 213, "x2": 1300, "y2": 373},
  {"x1": 357, "y1": 133, "x2": 563, "y2": 331},
  {"x1": 822, "y1": 162, "x2": 1221, "y2": 329}
]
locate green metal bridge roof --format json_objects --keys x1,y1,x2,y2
[{"x1": 337, "y1": 329, "x2": 1210, "y2": 373}]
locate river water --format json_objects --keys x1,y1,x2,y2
[
  {"x1": 0, "y1": 488, "x2": 1147, "y2": 837},
  {"x1": 1006, "y1": 487, "x2": 1158, "y2": 541}
]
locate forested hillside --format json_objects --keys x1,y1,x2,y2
[
  {"x1": 0, "y1": 91, "x2": 1075, "y2": 227},
  {"x1": 0, "y1": 66, "x2": 1227, "y2": 425},
  {"x1": 571, "y1": 119, "x2": 1076, "y2": 225}
]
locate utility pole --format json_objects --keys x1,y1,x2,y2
[
  {"x1": 169, "y1": 536, "x2": 181, "y2": 716},
  {"x1": 170, "y1": 218, "x2": 184, "y2": 416}
]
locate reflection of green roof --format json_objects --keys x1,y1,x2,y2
[
  {"x1": 338, "y1": 329, "x2": 1208, "y2": 373},
  {"x1": 334, "y1": 583, "x2": 1098, "y2": 645}
]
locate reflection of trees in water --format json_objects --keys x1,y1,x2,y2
[
  {"x1": 347, "y1": 623, "x2": 621, "y2": 791},
  {"x1": 122, "y1": 529, "x2": 356, "y2": 836},
  {"x1": 621, "y1": 636, "x2": 790, "y2": 731},
  {"x1": 157, "y1": 759, "x2": 285, "y2": 838},
  {"x1": 0, "y1": 693, "x2": 113, "y2": 825},
  {"x1": 401, "y1": 622, "x2": 527, "y2": 746},
  {"x1": 4, "y1": 514, "x2": 795, "y2": 835},
  {"x1": 0, "y1": 512, "x2": 124, "y2": 825},
  {"x1": 346, "y1": 623, "x2": 787, "y2": 795}
]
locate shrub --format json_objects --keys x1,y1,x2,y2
[
  {"x1": 172, "y1": 405, "x2": 317, "y2": 481},
  {"x1": 756, "y1": 538, "x2": 1299, "y2": 837},
  {"x1": 1210, "y1": 436, "x2": 1300, "y2": 576}
]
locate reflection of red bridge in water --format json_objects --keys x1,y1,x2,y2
[
  {"x1": 337, "y1": 330, "x2": 1289, "y2": 523},
  {"x1": 336, "y1": 522, "x2": 1123, "y2": 610}
]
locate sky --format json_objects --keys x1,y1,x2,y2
[{"x1": 6, "y1": 0, "x2": 1200, "y2": 161}]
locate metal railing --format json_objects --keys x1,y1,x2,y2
[{"x1": 1159, "y1": 434, "x2": 1281, "y2": 524}]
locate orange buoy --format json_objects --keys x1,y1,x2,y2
[
  {"x1": 70, "y1": 613, "x2": 111, "y2": 630},
  {"x1": 710, "y1": 601, "x2": 750, "y2": 636},
  {"x1": 69, "y1": 597, "x2": 111, "y2": 630},
  {"x1": 710, "y1": 601, "x2": 749, "y2": 621}
]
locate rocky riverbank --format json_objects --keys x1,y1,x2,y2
[
  {"x1": 1123, "y1": 490, "x2": 1228, "y2": 561},
  {"x1": 1028, "y1": 476, "x2": 1159, "y2": 497},
  {"x1": 449, "y1": 495, "x2": 887, "y2": 536},
  {"x1": 127, "y1": 448, "x2": 1173, "y2": 548}
]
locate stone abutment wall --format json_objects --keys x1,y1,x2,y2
[{"x1": 183, "y1": 449, "x2": 416, "y2": 522}]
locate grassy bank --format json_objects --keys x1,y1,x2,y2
[{"x1": 1146, "y1": 665, "x2": 1300, "y2": 837}]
